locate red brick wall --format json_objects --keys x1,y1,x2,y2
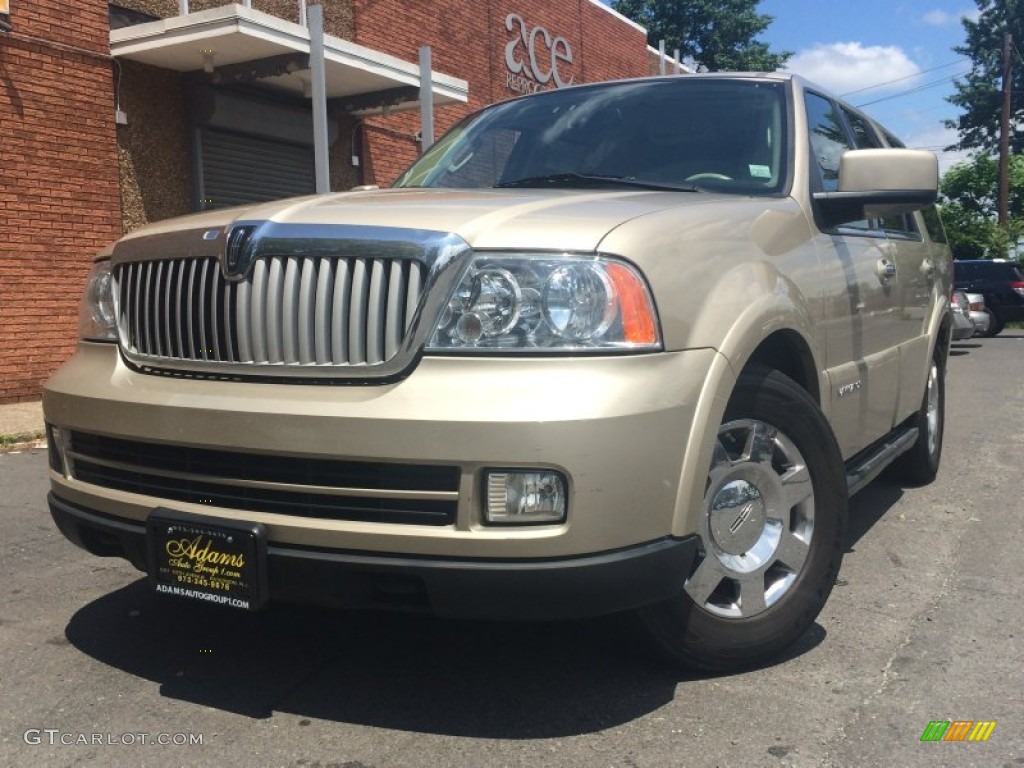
[
  {"x1": 351, "y1": 0, "x2": 649, "y2": 186},
  {"x1": 0, "y1": 1, "x2": 122, "y2": 404},
  {"x1": 0, "y1": 0, "x2": 651, "y2": 404}
]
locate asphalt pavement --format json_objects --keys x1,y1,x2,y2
[{"x1": 1, "y1": 334, "x2": 1023, "y2": 767}]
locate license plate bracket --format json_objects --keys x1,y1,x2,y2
[{"x1": 147, "y1": 509, "x2": 267, "y2": 611}]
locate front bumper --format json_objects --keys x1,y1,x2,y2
[
  {"x1": 45, "y1": 343, "x2": 721, "y2": 560},
  {"x1": 968, "y1": 309, "x2": 990, "y2": 334},
  {"x1": 49, "y1": 493, "x2": 698, "y2": 619}
]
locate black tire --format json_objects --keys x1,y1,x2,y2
[
  {"x1": 637, "y1": 367, "x2": 847, "y2": 672},
  {"x1": 983, "y1": 308, "x2": 1004, "y2": 337},
  {"x1": 888, "y1": 352, "x2": 944, "y2": 485}
]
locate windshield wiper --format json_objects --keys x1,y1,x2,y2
[{"x1": 495, "y1": 172, "x2": 700, "y2": 192}]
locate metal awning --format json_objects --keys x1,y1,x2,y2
[{"x1": 109, "y1": 4, "x2": 468, "y2": 110}]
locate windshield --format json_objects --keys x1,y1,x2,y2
[{"x1": 394, "y1": 78, "x2": 789, "y2": 195}]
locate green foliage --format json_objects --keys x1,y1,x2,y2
[
  {"x1": 945, "y1": 0, "x2": 1024, "y2": 153},
  {"x1": 940, "y1": 154, "x2": 1024, "y2": 258},
  {"x1": 0, "y1": 430, "x2": 46, "y2": 448},
  {"x1": 612, "y1": 0, "x2": 791, "y2": 72}
]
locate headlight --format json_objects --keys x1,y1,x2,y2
[
  {"x1": 78, "y1": 261, "x2": 117, "y2": 342},
  {"x1": 427, "y1": 254, "x2": 660, "y2": 351}
]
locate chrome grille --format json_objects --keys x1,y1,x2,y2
[{"x1": 115, "y1": 256, "x2": 426, "y2": 368}]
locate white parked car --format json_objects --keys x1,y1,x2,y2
[
  {"x1": 950, "y1": 291, "x2": 976, "y2": 340},
  {"x1": 966, "y1": 292, "x2": 989, "y2": 336}
]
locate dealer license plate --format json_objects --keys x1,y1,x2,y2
[{"x1": 147, "y1": 509, "x2": 267, "y2": 611}]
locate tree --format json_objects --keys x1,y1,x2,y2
[
  {"x1": 940, "y1": 153, "x2": 1024, "y2": 259},
  {"x1": 945, "y1": 0, "x2": 1024, "y2": 153},
  {"x1": 612, "y1": 0, "x2": 791, "y2": 72}
]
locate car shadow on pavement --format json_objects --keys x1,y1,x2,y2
[
  {"x1": 63, "y1": 577, "x2": 824, "y2": 736},
  {"x1": 845, "y1": 479, "x2": 904, "y2": 554}
]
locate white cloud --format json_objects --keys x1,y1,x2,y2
[
  {"x1": 903, "y1": 124, "x2": 973, "y2": 175},
  {"x1": 922, "y1": 7, "x2": 979, "y2": 25},
  {"x1": 922, "y1": 9, "x2": 953, "y2": 25},
  {"x1": 783, "y1": 42, "x2": 921, "y2": 96}
]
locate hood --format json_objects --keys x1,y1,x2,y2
[{"x1": 116, "y1": 187, "x2": 736, "y2": 255}]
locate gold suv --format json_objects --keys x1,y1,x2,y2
[{"x1": 44, "y1": 74, "x2": 952, "y2": 670}]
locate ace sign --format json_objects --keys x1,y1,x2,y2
[{"x1": 504, "y1": 13, "x2": 575, "y2": 94}]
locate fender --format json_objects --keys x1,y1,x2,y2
[{"x1": 669, "y1": 264, "x2": 824, "y2": 537}]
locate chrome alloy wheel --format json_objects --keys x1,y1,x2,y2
[
  {"x1": 685, "y1": 419, "x2": 815, "y2": 618},
  {"x1": 924, "y1": 362, "x2": 940, "y2": 457}
]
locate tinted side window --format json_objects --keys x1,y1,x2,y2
[
  {"x1": 841, "y1": 107, "x2": 882, "y2": 149},
  {"x1": 805, "y1": 93, "x2": 853, "y2": 193},
  {"x1": 881, "y1": 213, "x2": 920, "y2": 238},
  {"x1": 921, "y1": 205, "x2": 948, "y2": 244},
  {"x1": 881, "y1": 129, "x2": 906, "y2": 149},
  {"x1": 954, "y1": 262, "x2": 977, "y2": 280},
  {"x1": 805, "y1": 93, "x2": 877, "y2": 232}
]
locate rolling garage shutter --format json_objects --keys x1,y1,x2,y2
[{"x1": 199, "y1": 128, "x2": 316, "y2": 210}]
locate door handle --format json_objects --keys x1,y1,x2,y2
[
  {"x1": 921, "y1": 258, "x2": 935, "y2": 277},
  {"x1": 876, "y1": 258, "x2": 897, "y2": 280}
]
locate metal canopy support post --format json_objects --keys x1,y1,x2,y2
[
  {"x1": 419, "y1": 46, "x2": 434, "y2": 152},
  {"x1": 308, "y1": 4, "x2": 330, "y2": 194}
]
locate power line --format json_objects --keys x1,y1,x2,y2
[
  {"x1": 913, "y1": 146, "x2": 969, "y2": 154},
  {"x1": 855, "y1": 74, "x2": 962, "y2": 107},
  {"x1": 839, "y1": 58, "x2": 968, "y2": 97}
]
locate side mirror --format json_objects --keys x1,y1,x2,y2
[{"x1": 813, "y1": 149, "x2": 939, "y2": 229}]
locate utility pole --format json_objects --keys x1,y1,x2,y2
[{"x1": 998, "y1": 31, "x2": 1012, "y2": 240}]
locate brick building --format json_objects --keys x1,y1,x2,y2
[{"x1": 0, "y1": 0, "x2": 682, "y2": 403}]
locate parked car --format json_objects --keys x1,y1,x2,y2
[
  {"x1": 950, "y1": 291, "x2": 975, "y2": 340},
  {"x1": 43, "y1": 73, "x2": 951, "y2": 671},
  {"x1": 953, "y1": 259, "x2": 1024, "y2": 336},
  {"x1": 966, "y1": 292, "x2": 989, "y2": 336}
]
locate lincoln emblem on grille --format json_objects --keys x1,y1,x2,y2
[{"x1": 222, "y1": 224, "x2": 260, "y2": 280}]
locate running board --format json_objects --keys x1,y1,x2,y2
[{"x1": 845, "y1": 425, "x2": 919, "y2": 496}]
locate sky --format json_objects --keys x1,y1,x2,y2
[{"x1": 757, "y1": 0, "x2": 980, "y2": 173}]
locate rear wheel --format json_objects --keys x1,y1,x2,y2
[
  {"x1": 983, "y1": 308, "x2": 1004, "y2": 337},
  {"x1": 888, "y1": 353, "x2": 944, "y2": 485},
  {"x1": 638, "y1": 367, "x2": 847, "y2": 671}
]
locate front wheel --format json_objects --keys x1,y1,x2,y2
[{"x1": 637, "y1": 367, "x2": 847, "y2": 671}]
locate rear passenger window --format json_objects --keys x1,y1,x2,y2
[{"x1": 881, "y1": 212, "x2": 921, "y2": 239}]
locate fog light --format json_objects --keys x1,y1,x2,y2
[
  {"x1": 46, "y1": 424, "x2": 67, "y2": 476},
  {"x1": 485, "y1": 471, "x2": 566, "y2": 525}
]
